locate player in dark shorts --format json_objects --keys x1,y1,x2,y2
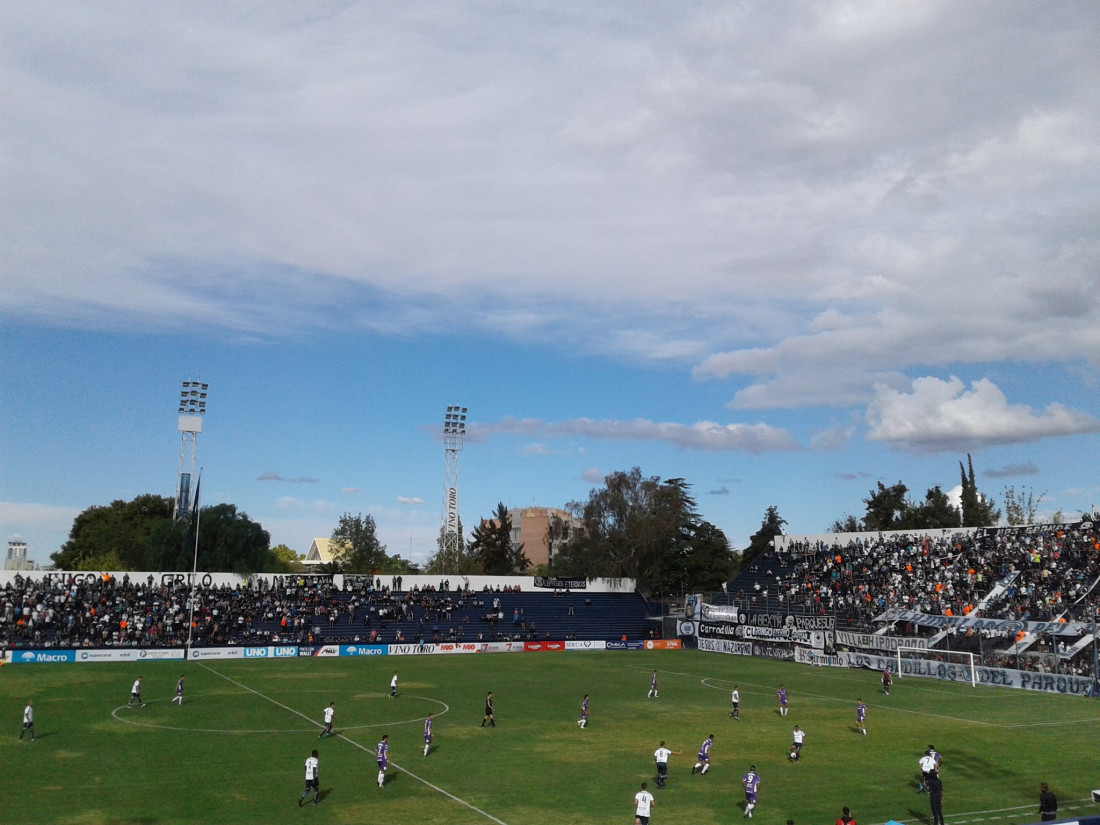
[{"x1": 481, "y1": 691, "x2": 496, "y2": 727}]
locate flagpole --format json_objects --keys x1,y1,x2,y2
[{"x1": 186, "y1": 470, "x2": 202, "y2": 650}]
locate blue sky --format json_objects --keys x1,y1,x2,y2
[{"x1": 2, "y1": 2, "x2": 1098, "y2": 567}]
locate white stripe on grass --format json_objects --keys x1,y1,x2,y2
[{"x1": 198, "y1": 663, "x2": 508, "y2": 825}]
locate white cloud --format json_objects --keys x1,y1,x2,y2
[
  {"x1": 581, "y1": 467, "x2": 604, "y2": 484},
  {"x1": 475, "y1": 416, "x2": 800, "y2": 454},
  {"x1": 1, "y1": 2, "x2": 1098, "y2": 427},
  {"x1": 396, "y1": 496, "x2": 425, "y2": 506},
  {"x1": 866, "y1": 376, "x2": 1100, "y2": 452}
]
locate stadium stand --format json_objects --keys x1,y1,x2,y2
[{"x1": 0, "y1": 574, "x2": 656, "y2": 649}]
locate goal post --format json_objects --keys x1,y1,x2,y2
[{"x1": 896, "y1": 645, "x2": 978, "y2": 687}]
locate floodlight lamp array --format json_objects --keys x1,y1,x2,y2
[
  {"x1": 178, "y1": 380, "x2": 209, "y2": 415},
  {"x1": 443, "y1": 405, "x2": 467, "y2": 435}
]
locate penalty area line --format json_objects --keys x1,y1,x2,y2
[{"x1": 196, "y1": 663, "x2": 511, "y2": 825}]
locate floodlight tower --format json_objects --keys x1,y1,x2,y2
[
  {"x1": 441, "y1": 405, "x2": 468, "y2": 573},
  {"x1": 174, "y1": 379, "x2": 208, "y2": 519}
]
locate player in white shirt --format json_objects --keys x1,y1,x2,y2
[
  {"x1": 320, "y1": 702, "x2": 335, "y2": 739},
  {"x1": 653, "y1": 740, "x2": 682, "y2": 789},
  {"x1": 633, "y1": 781, "x2": 655, "y2": 825},
  {"x1": 789, "y1": 725, "x2": 806, "y2": 761},
  {"x1": 298, "y1": 750, "x2": 320, "y2": 806},
  {"x1": 729, "y1": 686, "x2": 741, "y2": 719},
  {"x1": 128, "y1": 678, "x2": 145, "y2": 707},
  {"x1": 389, "y1": 672, "x2": 398, "y2": 698},
  {"x1": 918, "y1": 749, "x2": 938, "y2": 791},
  {"x1": 20, "y1": 701, "x2": 35, "y2": 742}
]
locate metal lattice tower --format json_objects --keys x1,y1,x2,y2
[
  {"x1": 174, "y1": 379, "x2": 208, "y2": 519},
  {"x1": 440, "y1": 405, "x2": 467, "y2": 572}
]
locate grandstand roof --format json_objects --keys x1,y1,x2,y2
[{"x1": 304, "y1": 538, "x2": 337, "y2": 566}]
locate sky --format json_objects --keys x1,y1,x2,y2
[{"x1": 2, "y1": 1, "x2": 1099, "y2": 568}]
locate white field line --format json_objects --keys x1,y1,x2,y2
[{"x1": 198, "y1": 663, "x2": 511, "y2": 825}]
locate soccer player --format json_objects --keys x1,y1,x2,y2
[
  {"x1": 918, "y1": 748, "x2": 938, "y2": 792},
  {"x1": 789, "y1": 725, "x2": 805, "y2": 760},
  {"x1": 633, "y1": 781, "x2": 655, "y2": 825},
  {"x1": 882, "y1": 669, "x2": 892, "y2": 696},
  {"x1": 375, "y1": 734, "x2": 389, "y2": 788},
  {"x1": 19, "y1": 701, "x2": 34, "y2": 742},
  {"x1": 653, "y1": 740, "x2": 682, "y2": 789},
  {"x1": 481, "y1": 691, "x2": 496, "y2": 727},
  {"x1": 927, "y1": 773, "x2": 944, "y2": 825},
  {"x1": 1039, "y1": 782, "x2": 1058, "y2": 821},
  {"x1": 423, "y1": 713, "x2": 433, "y2": 756},
  {"x1": 729, "y1": 685, "x2": 741, "y2": 719},
  {"x1": 320, "y1": 702, "x2": 335, "y2": 739},
  {"x1": 691, "y1": 733, "x2": 714, "y2": 775},
  {"x1": 648, "y1": 670, "x2": 659, "y2": 699},
  {"x1": 128, "y1": 678, "x2": 145, "y2": 707},
  {"x1": 837, "y1": 806, "x2": 856, "y2": 825},
  {"x1": 928, "y1": 744, "x2": 942, "y2": 772},
  {"x1": 389, "y1": 672, "x2": 398, "y2": 698},
  {"x1": 578, "y1": 694, "x2": 589, "y2": 728},
  {"x1": 777, "y1": 685, "x2": 788, "y2": 716},
  {"x1": 742, "y1": 764, "x2": 761, "y2": 818},
  {"x1": 855, "y1": 699, "x2": 867, "y2": 735},
  {"x1": 172, "y1": 675, "x2": 185, "y2": 705},
  {"x1": 298, "y1": 750, "x2": 320, "y2": 806}
]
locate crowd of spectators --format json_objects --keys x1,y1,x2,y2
[
  {"x1": 728, "y1": 515, "x2": 1100, "y2": 674},
  {"x1": 0, "y1": 575, "x2": 604, "y2": 651}
]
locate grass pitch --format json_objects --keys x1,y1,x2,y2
[{"x1": 2, "y1": 650, "x2": 1099, "y2": 825}]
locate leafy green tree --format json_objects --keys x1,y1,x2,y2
[
  {"x1": 744, "y1": 505, "x2": 787, "y2": 563},
  {"x1": 681, "y1": 519, "x2": 734, "y2": 592},
  {"x1": 905, "y1": 486, "x2": 961, "y2": 529},
  {"x1": 862, "y1": 482, "x2": 910, "y2": 530},
  {"x1": 268, "y1": 544, "x2": 306, "y2": 573},
  {"x1": 830, "y1": 514, "x2": 863, "y2": 533},
  {"x1": 330, "y1": 512, "x2": 388, "y2": 573},
  {"x1": 380, "y1": 555, "x2": 421, "y2": 575},
  {"x1": 51, "y1": 494, "x2": 175, "y2": 570},
  {"x1": 147, "y1": 503, "x2": 272, "y2": 574},
  {"x1": 468, "y1": 502, "x2": 528, "y2": 575},
  {"x1": 1002, "y1": 485, "x2": 1046, "y2": 526},
  {"x1": 424, "y1": 518, "x2": 481, "y2": 574},
  {"x1": 959, "y1": 454, "x2": 1000, "y2": 526},
  {"x1": 551, "y1": 470, "x2": 734, "y2": 593}
]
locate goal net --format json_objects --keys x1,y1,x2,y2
[{"x1": 896, "y1": 645, "x2": 977, "y2": 687}]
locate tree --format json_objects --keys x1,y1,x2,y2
[
  {"x1": 424, "y1": 518, "x2": 480, "y2": 574},
  {"x1": 906, "y1": 486, "x2": 961, "y2": 529},
  {"x1": 147, "y1": 503, "x2": 272, "y2": 574},
  {"x1": 468, "y1": 502, "x2": 527, "y2": 575},
  {"x1": 551, "y1": 470, "x2": 735, "y2": 593},
  {"x1": 1002, "y1": 485, "x2": 1046, "y2": 526},
  {"x1": 52, "y1": 494, "x2": 175, "y2": 570},
  {"x1": 830, "y1": 514, "x2": 863, "y2": 533},
  {"x1": 959, "y1": 454, "x2": 1000, "y2": 526},
  {"x1": 862, "y1": 482, "x2": 909, "y2": 530},
  {"x1": 745, "y1": 505, "x2": 787, "y2": 562},
  {"x1": 330, "y1": 512, "x2": 388, "y2": 573},
  {"x1": 269, "y1": 544, "x2": 306, "y2": 573}
]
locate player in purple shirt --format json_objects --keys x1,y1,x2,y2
[
  {"x1": 375, "y1": 735, "x2": 389, "y2": 788},
  {"x1": 856, "y1": 699, "x2": 867, "y2": 736},
  {"x1": 692, "y1": 734, "x2": 714, "y2": 775},
  {"x1": 742, "y1": 765, "x2": 760, "y2": 818},
  {"x1": 648, "y1": 671, "x2": 659, "y2": 699},
  {"x1": 777, "y1": 685, "x2": 788, "y2": 716},
  {"x1": 578, "y1": 694, "x2": 589, "y2": 728},
  {"x1": 423, "y1": 713, "x2": 433, "y2": 756}
]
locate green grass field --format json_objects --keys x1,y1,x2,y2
[{"x1": 2, "y1": 650, "x2": 1099, "y2": 825}]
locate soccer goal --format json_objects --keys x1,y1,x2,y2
[{"x1": 896, "y1": 645, "x2": 978, "y2": 687}]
